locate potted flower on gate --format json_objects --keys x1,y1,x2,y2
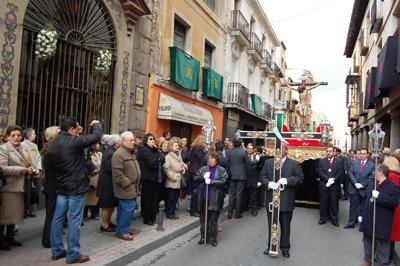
[
  {"x1": 35, "y1": 24, "x2": 59, "y2": 63},
  {"x1": 94, "y1": 49, "x2": 113, "y2": 79}
]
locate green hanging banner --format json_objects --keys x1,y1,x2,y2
[
  {"x1": 251, "y1": 94, "x2": 263, "y2": 116},
  {"x1": 202, "y1": 67, "x2": 223, "y2": 100},
  {"x1": 169, "y1": 46, "x2": 200, "y2": 91}
]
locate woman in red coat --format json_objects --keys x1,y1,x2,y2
[{"x1": 383, "y1": 156, "x2": 400, "y2": 262}]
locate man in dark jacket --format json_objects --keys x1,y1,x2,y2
[
  {"x1": 359, "y1": 164, "x2": 400, "y2": 266},
  {"x1": 226, "y1": 138, "x2": 257, "y2": 219},
  {"x1": 318, "y1": 147, "x2": 343, "y2": 227},
  {"x1": 242, "y1": 143, "x2": 261, "y2": 216},
  {"x1": 47, "y1": 117, "x2": 102, "y2": 264},
  {"x1": 260, "y1": 143, "x2": 304, "y2": 258}
]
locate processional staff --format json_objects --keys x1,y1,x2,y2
[{"x1": 201, "y1": 119, "x2": 216, "y2": 246}]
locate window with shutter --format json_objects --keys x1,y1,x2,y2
[
  {"x1": 204, "y1": 43, "x2": 212, "y2": 68},
  {"x1": 174, "y1": 20, "x2": 186, "y2": 50}
]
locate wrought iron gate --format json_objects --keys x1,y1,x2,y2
[{"x1": 17, "y1": 0, "x2": 116, "y2": 144}]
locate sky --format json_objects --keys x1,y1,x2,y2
[{"x1": 260, "y1": 0, "x2": 355, "y2": 148}]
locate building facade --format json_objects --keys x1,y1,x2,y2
[
  {"x1": 223, "y1": 0, "x2": 283, "y2": 144},
  {"x1": 344, "y1": 0, "x2": 400, "y2": 151},
  {"x1": 0, "y1": 0, "x2": 150, "y2": 143}
]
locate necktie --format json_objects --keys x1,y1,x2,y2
[
  {"x1": 329, "y1": 159, "x2": 332, "y2": 168},
  {"x1": 360, "y1": 161, "x2": 365, "y2": 171}
]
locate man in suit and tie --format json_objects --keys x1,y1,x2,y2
[
  {"x1": 226, "y1": 139, "x2": 257, "y2": 219},
  {"x1": 260, "y1": 143, "x2": 304, "y2": 258},
  {"x1": 344, "y1": 148, "x2": 375, "y2": 229},
  {"x1": 343, "y1": 149, "x2": 356, "y2": 199},
  {"x1": 318, "y1": 147, "x2": 343, "y2": 227},
  {"x1": 243, "y1": 143, "x2": 261, "y2": 216}
]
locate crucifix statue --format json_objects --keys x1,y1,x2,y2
[
  {"x1": 235, "y1": 100, "x2": 323, "y2": 257},
  {"x1": 282, "y1": 74, "x2": 327, "y2": 131}
]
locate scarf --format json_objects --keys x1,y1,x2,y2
[{"x1": 203, "y1": 165, "x2": 217, "y2": 198}]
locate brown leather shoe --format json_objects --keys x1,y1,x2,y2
[
  {"x1": 217, "y1": 227, "x2": 222, "y2": 232},
  {"x1": 116, "y1": 233, "x2": 133, "y2": 241},
  {"x1": 227, "y1": 214, "x2": 232, "y2": 219},
  {"x1": 235, "y1": 215, "x2": 243, "y2": 219},
  {"x1": 360, "y1": 261, "x2": 371, "y2": 266},
  {"x1": 128, "y1": 230, "x2": 134, "y2": 236},
  {"x1": 51, "y1": 250, "x2": 66, "y2": 260},
  {"x1": 166, "y1": 215, "x2": 176, "y2": 220},
  {"x1": 66, "y1": 254, "x2": 90, "y2": 264}
]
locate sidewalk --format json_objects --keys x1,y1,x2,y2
[{"x1": 0, "y1": 196, "x2": 204, "y2": 266}]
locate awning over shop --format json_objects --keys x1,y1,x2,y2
[
  {"x1": 364, "y1": 67, "x2": 381, "y2": 109},
  {"x1": 157, "y1": 93, "x2": 213, "y2": 126},
  {"x1": 202, "y1": 67, "x2": 223, "y2": 100},
  {"x1": 375, "y1": 36, "x2": 400, "y2": 98},
  {"x1": 169, "y1": 46, "x2": 200, "y2": 91}
]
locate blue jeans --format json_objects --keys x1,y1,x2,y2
[
  {"x1": 117, "y1": 199, "x2": 136, "y2": 234},
  {"x1": 50, "y1": 193, "x2": 86, "y2": 261},
  {"x1": 166, "y1": 188, "x2": 179, "y2": 216}
]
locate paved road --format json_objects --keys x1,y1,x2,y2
[{"x1": 130, "y1": 200, "x2": 370, "y2": 266}]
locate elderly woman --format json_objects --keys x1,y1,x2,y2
[
  {"x1": 164, "y1": 139, "x2": 185, "y2": 219},
  {"x1": 83, "y1": 143, "x2": 102, "y2": 220},
  {"x1": 96, "y1": 134, "x2": 121, "y2": 232},
  {"x1": 0, "y1": 125, "x2": 39, "y2": 250},
  {"x1": 194, "y1": 151, "x2": 227, "y2": 247},
  {"x1": 21, "y1": 128, "x2": 42, "y2": 217},
  {"x1": 138, "y1": 133, "x2": 165, "y2": 225},
  {"x1": 41, "y1": 126, "x2": 60, "y2": 248},
  {"x1": 383, "y1": 156, "x2": 400, "y2": 262}
]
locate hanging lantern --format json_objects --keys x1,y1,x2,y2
[
  {"x1": 368, "y1": 123, "x2": 385, "y2": 156},
  {"x1": 202, "y1": 120, "x2": 216, "y2": 146}
]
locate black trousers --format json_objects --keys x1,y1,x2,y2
[
  {"x1": 199, "y1": 201, "x2": 219, "y2": 242},
  {"x1": 319, "y1": 188, "x2": 339, "y2": 223},
  {"x1": 267, "y1": 210, "x2": 293, "y2": 251},
  {"x1": 42, "y1": 194, "x2": 57, "y2": 248},
  {"x1": 141, "y1": 180, "x2": 161, "y2": 223},
  {"x1": 257, "y1": 185, "x2": 266, "y2": 207},
  {"x1": 228, "y1": 180, "x2": 245, "y2": 216}
]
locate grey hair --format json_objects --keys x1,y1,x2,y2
[
  {"x1": 121, "y1": 131, "x2": 133, "y2": 141},
  {"x1": 101, "y1": 134, "x2": 111, "y2": 145},
  {"x1": 108, "y1": 134, "x2": 121, "y2": 146},
  {"x1": 23, "y1": 128, "x2": 35, "y2": 139}
]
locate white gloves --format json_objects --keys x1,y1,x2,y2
[
  {"x1": 268, "y1": 182, "x2": 279, "y2": 190},
  {"x1": 205, "y1": 178, "x2": 211, "y2": 185},
  {"x1": 340, "y1": 184, "x2": 344, "y2": 189},
  {"x1": 257, "y1": 182, "x2": 262, "y2": 187},
  {"x1": 326, "y1": 178, "x2": 335, "y2": 187},
  {"x1": 355, "y1": 183, "x2": 363, "y2": 189},
  {"x1": 278, "y1": 178, "x2": 287, "y2": 186},
  {"x1": 372, "y1": 190, "x2": 379, "y2": 198},
  {"x1": 358, "y1": 216, "x2": 362, "y2": 223},
  {"x1": 255, "y1": 155, "x2": 260, "y2": 161},
  {"x1": 204, "y1": 172, "x2": 210, "y2": 179}
]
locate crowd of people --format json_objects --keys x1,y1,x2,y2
[{"x1": 0, "y1": 118, "x2": 399, "y2": 265}]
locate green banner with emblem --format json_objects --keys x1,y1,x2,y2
[
  {"x1": 251, "y1": 94, "x2": 263, "y2": 116},
  {"x1": 169, "y1": 46, "x2": 200, "y2": 91},
  {"x1": 202, "y1": 67, "x2": 223, "y2": 100}
]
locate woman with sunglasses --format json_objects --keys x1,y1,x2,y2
[{"x1": 138, "y1": 133, "x2": 165, "y2": 225}]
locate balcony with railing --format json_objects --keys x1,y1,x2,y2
[
  {"x1": 260, "y1": 49, "x2": 273, "y2": 73},
  {"x1": 230, "y1": 10, "x2": 250, "y2": 47},
  {"x1": 225, "y1": 82, "x2": 251, "y2": 110},
  {"x1": 248, "y1": 32, "x2": 262, "y2": 63},
  {"x1": 270, "y1": 62, "x2": 283, "y2": 79}
]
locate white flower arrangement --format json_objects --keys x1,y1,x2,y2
[
  {"x1": 94, "y1": 49, "x2": 113, "y2": 78},
  {"x1": 35, "y1": 25, "x2": 59, "y2": 62}
]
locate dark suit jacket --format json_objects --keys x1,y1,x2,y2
[
  {"x1": 245, "y1": 153, "x2": 261, "y2": 188},
  {"x1": 260, "y1": 157, "x2": 304, "y2": 212},
  {"x1": 318, "y1": 157, "x2": 342, "y2": 191},
  {"x1": 359, "y1": 178, "x2": 400, "y2": 240},
  {"x1": 226, "y1": 147, "x2": 255, "y2": 181},
  {"x1": 348, "y1": 160, "x2": 375, "y2": 196}
]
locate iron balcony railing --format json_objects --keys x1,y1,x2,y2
[
  {"x1": 251, "y1": 32, "x2": 262, "y2": 55},
  {"x1": 226, "y1": 82, "x2": 250, "y2": 110},
  {"x1": 231, "y1": 10, "x2": 250, "y2": 39},
  {"x1": 271, "y1": 62, "x2": 281, "y2": 76},
  {"x1": 262, "y1": 49, "x2": 272, "y2": 66}
]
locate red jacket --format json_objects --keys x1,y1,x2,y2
[{"x1": 388, "y1": 171, "x2": 400, "y2": 241}]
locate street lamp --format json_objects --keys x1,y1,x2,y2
[
  {"x1": 368, "y1": 123, "x2": 385, "y2": 266},
  {"x1": 201, "y1": 119, "x2": 216, "y2": 246}
]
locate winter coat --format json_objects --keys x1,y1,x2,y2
[
  {"x1": 388, "y1": 171, "x2": 400, "y2": 241},
  {"x1": 96, "y1": 146, "x2": 117, "y2": 201},
  {"x1": 112, "y1": 144, "x2": 141, "y2": 199},
  {"x1": 359, "y1": 178, "x2": 400, "y2": 240},
  {"x1": 46, "y1": 123, "x2": 102, "y2": 195},
  {"x1": 164, "y1": 152, "x2": 185, "y2": 189},
  {"x1": 188, "y1": 147, "x2": 206, "y2": 174},
  {"x1": 0, "y1": 141, "x2": 28, "y2": 193},
  {"x1": 138, "y1": 145, "x2": 165, "y2": 182},
  {"x1": 194, "y1": 165, "x2": 227, "y2": 211},
  {"x1": 85, "y1": 151, "x2": 102, "y2": 206}
]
